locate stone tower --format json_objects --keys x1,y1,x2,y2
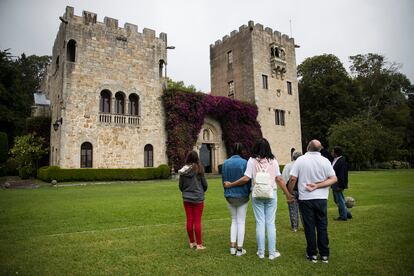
[
  {"x1": 210, "y1": 21, "x2": 302, "y2": 164},
  {"x1": 45, "y1": 6, "x2": 168, "y2": 168}
]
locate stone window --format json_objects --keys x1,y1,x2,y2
[
  {"x1": 262, "y1": 74, "x2": 268, "y2": 89},
  {"x1": 144, "y1": 144, "x2": 154, "y2": 167},
  {"x1": 228, "y1": 81, "x2": 234, "y2": 99},
  {"x1": 159, "y1": 60, "x2": 165, "y2": 78},
  {"x1": 67, "y1": 39, "x2": 76, "y2": 62},
  {"x1": 129, "y1": 94, "x2": 139, "y2": 116},
  {"x1": 115, "y1": 92, "x2": 125, "y2": 114},
  {"x1": 55, "y1": 56, "x2": 59, "y2": 71},
  {"x1": 227, "y1": 50, "x2": 233, "y2": 69},
  {"x1": 100, "y1": 90, "x2": 111, "y2": 113},
  {"x1": 287, "y1": 81, "x2": 292, "y2": 95},
  {"x1": 80, "y1": 142, "x2": 93, "y2": 168},
  {"x1": 275, "y1": 109, "x2": 285, "y2": 126}
]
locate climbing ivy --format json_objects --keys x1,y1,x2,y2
[{"x1": 162, "y1": 89, "x2": 262, "y2": 171}]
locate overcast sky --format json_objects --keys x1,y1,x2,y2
[{"x1": 1, "y1": 0, "x2": 413, "y2": 92}]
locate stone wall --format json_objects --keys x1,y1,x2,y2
[{"x1": 47, "y1": 6, "x2": 168, "y2": 168}]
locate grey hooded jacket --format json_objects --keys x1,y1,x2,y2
[{"x1": 178, "y1": 165, "x2": 208, "y2": 203}]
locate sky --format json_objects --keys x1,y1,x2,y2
[{"x1": 1, "y1": 0, "x2": 413, "y2": 92}]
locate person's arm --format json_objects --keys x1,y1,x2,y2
[
  {"x1": 179, "y1": 176, "x2": 184, "y2": 191},
  {"x1": 201, "y1": 176, "x2": 208, "y2": 192},
  {"x1": 306, "y1": 175, "x2": 338, "y2": 192},
  {"x1": 223, "y1": 175, "x2": 250, "y2": 188},
  {"x1": 288, "y1": 176, "x2": 297, "y2": 194},
  {"x1": 276, "y1": 176, "x2": 294, "y2": 202}
]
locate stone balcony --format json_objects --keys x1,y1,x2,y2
[
  {"x1": 270, "y1": 57, "x2": 287, "y2": 79},
  {"x1": 98, "y1": 113, "x2": 140, "y2": 126}
]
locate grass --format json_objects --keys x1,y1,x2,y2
[{"x1": 1, "y1": 170, "x2": 414, "y2": 275}]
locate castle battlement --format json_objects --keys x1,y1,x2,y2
[
  {"x1": 63, "y1": 6, "x2": 167, "y2": 42},
  {"x1": 210, "y1": 20, "x2": 294, "y2": 49}
]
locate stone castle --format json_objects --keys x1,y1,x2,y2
[{"x1": 41, "y1": 6, "x2": 301, "y2": 172}]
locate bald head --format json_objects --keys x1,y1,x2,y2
[{"x1": 307, "y1": 139, "x2": 322, "y2": 152}]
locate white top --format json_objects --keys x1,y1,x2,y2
[
  {"x1": 290, "y1": 152, "x2": 336, "y2": 200},
  {"x1": 281, "y1": 161, "x2": 294, "y2": 183},
  {"x1": 244, "y1": 157, "x2": 281, "y2": 189},
  {"x1": 332, "y1": 156, "x2": 342, "y2": 166}
]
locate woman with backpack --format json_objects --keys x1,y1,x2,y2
[
  {"x1": 224, "y1": 138, "x2": 293, "y2": 260},
  {"x1": 222, "y1": 143, "x2": 251, "y2": 256},
  {"x1": 179, "y1": 151, "x2": 208, "y2": 250}
]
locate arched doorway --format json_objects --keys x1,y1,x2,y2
[
  {"x1": 200, "y1": 143, "x2": 212, "y2": 173},
  {"x1": 195, "y1": 117, "x2": 227, "y2": 174}
]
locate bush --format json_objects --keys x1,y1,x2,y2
[
  {"x1": 19, "y1": 166, "x2": 33, "y2": 179},
  {"x1": 390, "y1": 160, "x2": 410, "y2": 169},
  {"x1": 6, "y1": 158, "x2": 18, "y2": 176},
  {"x1": 375, "y1": 161, "x2": 410, "y2": 169},
  {"x1": 37, "y1": 165, "x2": 170, "y2": 182}
]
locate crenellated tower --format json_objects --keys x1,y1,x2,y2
[
  {"x1": 45, "y1": 6, "x2": 169, "y2": 168},
  {"x1": 210, "y1": 21, "x2": 302, "y2": 164}
]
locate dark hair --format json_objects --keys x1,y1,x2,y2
[
  {"x1": 333, "y1": 146, "x2": 343, "y2": 156},
  {"x1": 252, "y1": 138, "x2": 275, "y2": 160},
  {"x1": 320, "y1": 147, "x2": 333, "y2": 162},
  {"x1": 185, "y1": 150, "x2": 204, "y2": 176},
  {"x1": 231, "y1": 142, "x2": 244, "y2": 156}
]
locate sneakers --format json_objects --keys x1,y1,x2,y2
[
  {"x1": 256, "y1": 251, "x2": 265, "y2": 259},
  {"x1": 230, "y1": 247, "x2": 236, "y2": 255},
  {"x1": 306, "y1": 255, "x2": 318, "y2": 263},
  {"x1": 236, "y1": 248, "x2": 246, "y2": 257},
  {"x1": 334, "y1": 216, "x2": 347, "y2": 221},
  {"x1": 321, "y1": 256, "x2": 329, "y2": 263},
  {"x1": 269, "y1": 251, "x2": 281, "y2": 260},
  {"x1": 196, "y1": 245, "x2": 206, "y2": 250}
]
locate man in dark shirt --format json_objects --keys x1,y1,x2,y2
[{"x1": 331, "y1": 146, "x2": 352, "y2": 221}]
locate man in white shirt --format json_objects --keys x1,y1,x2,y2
[{"x1": 288, "y1": 140, "x2": 337, "y2": 263}]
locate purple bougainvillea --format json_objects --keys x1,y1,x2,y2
[{"x1": 162, "y1": 89, "x2": 262, "y2": 171}]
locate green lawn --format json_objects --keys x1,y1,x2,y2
[{"x1": 1, "y1": 170, "x2": 414, "y2": 275}]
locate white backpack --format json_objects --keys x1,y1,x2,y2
[{"x1": 252, "y1": 160, "x2": 274, "y2": 199}]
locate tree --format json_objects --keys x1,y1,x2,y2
[
  {"x1": 9, "y1": 134, "x2": 48, "y2": 178},
  {"x1": 350, "y1": 54, "x2": 411, "y2": 134},
  {"x1": 328, "y1": 116, "x2": 402, "y2": 170},
  {"x1": 0, "y1": 132, "x2": 8, "y2": 163},
  {"x1": 297, "y1": 54, "x2": 357, "y2": 148},
  {"x1": 0, "y1": 49, "x2": 51, "y2": 145},
  {"x1": 166, "y1": 77, "x2": 197, "y2": 92}
]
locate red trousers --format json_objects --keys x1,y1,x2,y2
[{"x1": 183, "y1": 201, "x2": 204, "y2": 245}]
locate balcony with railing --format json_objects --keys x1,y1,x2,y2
[{"x1": 99, "y1": 113, "x2": 140, "y2": 126}]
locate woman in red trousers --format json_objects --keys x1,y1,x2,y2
[{"x1": 178, "y1": 151, "x2": 208, "y2": 250}]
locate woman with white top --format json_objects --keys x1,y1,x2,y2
[{"x1": 224, "y1": 138, "x2": 293, "y2": 260}]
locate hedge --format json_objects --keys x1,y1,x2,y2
[{"x1": 37, "y1": 164, "x2": 170, "y2": 182}]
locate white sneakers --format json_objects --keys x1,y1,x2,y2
[
  {"x1": 257, "y1": 251, "x2": 281, "y2": 260},
  {"x1": 230, "y1": 247, "x2": 247, "y2": 256},
  {"x1": 236, "y1": 249, "x2": 246, "y2": 257},
  {"x1": 269, "y1": 251, "x2": 281, "y2": 260}
]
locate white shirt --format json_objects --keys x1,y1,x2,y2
[
  {"x1": 332, "y1": 156, "x2": 342, "y2": 166},
  {"x1": 281, "y1": 161, "x2": 294, "y2": 183},
  {"x1": 290, "y1": 152, "x2": 336, "y2": 200}
]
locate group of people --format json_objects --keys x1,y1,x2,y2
[{"x1": 178, "y1": 138, "x2": 351, "y2": 263}]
